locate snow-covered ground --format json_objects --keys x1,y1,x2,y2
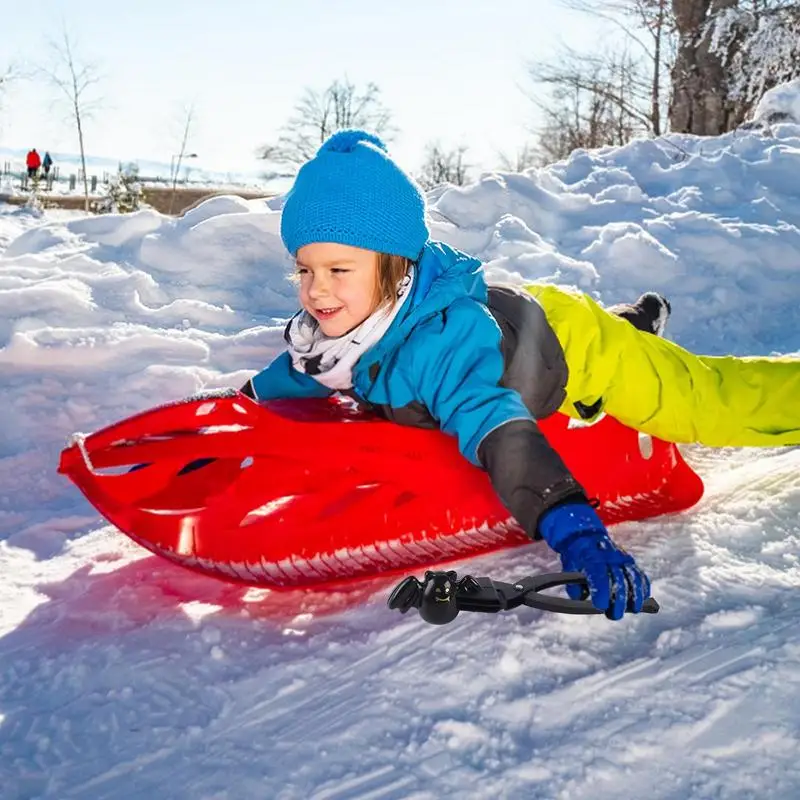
[{"x1": 1, "y1": 122, "x2": 799, "y2": 799}]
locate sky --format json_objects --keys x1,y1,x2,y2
[
  {"x1": 1, "y1": 112, "x2": 800, "y2": 796},
  {"x1": 1, "y1": 0, "x2": 607, "y2": 175}
]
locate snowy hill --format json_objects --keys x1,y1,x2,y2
[{"x1": 1, "y1": 122, "x2": 799, "y2": 799}]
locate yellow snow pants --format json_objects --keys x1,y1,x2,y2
[{"x1": 527, "y1": 284, "x2": 800, "y2": 447}]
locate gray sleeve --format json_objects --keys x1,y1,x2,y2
[{"x1": 477, "y1": 418, "x2": 587, "y2": 539}]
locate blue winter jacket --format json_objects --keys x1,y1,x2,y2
[{"x1": 249, "y1": 241, "x2": 534, "y2": 465}]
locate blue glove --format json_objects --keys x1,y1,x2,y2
[{"x1": 538, "y1": 502, "x2": 651, "y2": 620}]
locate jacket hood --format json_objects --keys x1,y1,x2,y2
[{"x1": 354, "y1": 240, "x2": 487, "y2": 373}]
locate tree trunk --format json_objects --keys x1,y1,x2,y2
[
  {"x1": 650, "y1": 0, "x2": 668, "y2": 137},
  {"x1": 75, "y1": 101, "x2": 89, "y2": 214},
  {"x1": 669, "y1": 0, "x2": 738, "y2": 135}
]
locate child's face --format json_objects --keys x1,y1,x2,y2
[{"x1": 295, "y1": 242, "x2": 379, "y2": 336}]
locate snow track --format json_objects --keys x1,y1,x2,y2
[{"x1": 2, "y1": 443, "x2": 798, "y2": 798}]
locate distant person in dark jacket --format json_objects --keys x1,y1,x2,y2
[
  {"x1": 26, "y1": 149, "x2": 41, "y2": 179},
  {"x1": 42, "y1": 152, "x2": 53, "y2": 177}
]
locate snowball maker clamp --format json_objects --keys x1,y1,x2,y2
[{"x1": 387, "y1": 570, "x2": 660, "y2": 625}]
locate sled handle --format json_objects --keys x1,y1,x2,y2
[
  {"x1": 65, "y1": 432, "x2": 98, "y2": 476},
  {"x1": 512, "y1": 572, "x2": 660, "y2": 615}
]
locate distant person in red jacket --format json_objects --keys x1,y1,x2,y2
[{"x1": 26, "y1": 149, "x2": 41, "y2": 179}]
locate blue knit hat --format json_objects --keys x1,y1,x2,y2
[{"x1": 280, "y1": 130, "x2": 429, "y2": 260}]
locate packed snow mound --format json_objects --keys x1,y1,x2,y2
[
  {"x1": 753, "y1": 78, "x2": 800, "y2": 125},
  {"x1": 2, "y1": 125, "x2": 799, "y2": 366},
  {"x1": 431, "y1": 127, "x2": 800, "y2": 354}
]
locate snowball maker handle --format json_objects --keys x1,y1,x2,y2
[{"x1": 387, "y1": 570, "x2": 660, "y2": 625}]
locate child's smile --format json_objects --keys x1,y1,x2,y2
[{"x1": 312, "y1": 306, "x2": 344, "y2": 324}]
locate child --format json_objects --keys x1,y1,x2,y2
[{"x1": 243, "y1": 129, "x2": 800, "y2": 621}]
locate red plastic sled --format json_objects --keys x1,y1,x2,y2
[{"x1": 58, "y1": 390, "x2": 703, "y2": 588}]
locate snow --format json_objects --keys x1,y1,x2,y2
[
  {"x1": 754, "y1": 79, "x2": 800, "y2": 126},
  {"x1": 1, "y1": 116, "x2": 799, "y2": 798}
]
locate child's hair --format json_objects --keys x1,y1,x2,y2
[{"x1": 375, "y1": 252, "x2": 412, "y2": 310}]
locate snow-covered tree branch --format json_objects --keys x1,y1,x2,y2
[{"x1": 708, "y1": 4, "x2": 800, "y2": 118}]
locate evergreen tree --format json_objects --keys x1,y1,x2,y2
[
  {"x1": 96, "y1": 162, "x2": 143, "y2": 213},
  {"x1": 24, "y1": 171, "x2": 43, "y2": 215}
]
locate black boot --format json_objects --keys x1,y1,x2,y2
[{"x1": 607, "y1": 292, "x2": 671, "y2": 337}]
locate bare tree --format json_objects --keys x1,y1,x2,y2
[
  {"x1": 496, "y1": 142, "x2": 539, "y2": 172},
  {"x1": 634, "y1": 0, "x2": 674, "y2": 134},
  {"x1": 0, "y1": 62, "x2": 18, "y2": 96},
  {"x1": 258, "y1": 77, "x2": 394, "y2": 175},
  {"x1": 563, "y1": 0, "x2": 675, "y2": 135},
  {"x1": 169, "y1": 105, "x2": 196, "y2": 215},
  {"x1": 416, "y1": 142, "x2": 471, "y2": 189},
  {"x1": 40, "y1": 30, "x2": 101, "y2": 212},
  {"x1": 528, "y1": 46, "x2": 651, "y2": 163},
  {"x1": 0, "y1": 61, "x2": 29, "y2": 137}
]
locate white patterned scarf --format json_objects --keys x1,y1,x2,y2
[{"x1": 286, "y1": 267, "x2": 414, "y2": 390}]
